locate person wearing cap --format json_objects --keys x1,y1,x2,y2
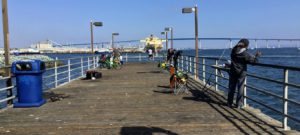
[{"x1": 227, "y1": 39, "x2": 261, "y2": 108}]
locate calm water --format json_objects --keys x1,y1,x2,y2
[{"x1": 1, "y1": 48, "x2": 299, "y2": 130}]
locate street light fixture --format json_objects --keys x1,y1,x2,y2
[
  {"x1": 165, "y1": 27, "x2": 173, "y2": 49},
  {"x1": 182, "y1": 7, "x2": 195, "y2": 13},
  {"x1": 161, "y1": 31, "x2": 169, "y2": 51},
  {"x1": 112, "y1": 33, "x2": 119, "y2": 48},
  {"x1": 182, "y1": 5, "x2": 198, "y2": 79},
  {"x1": 90, "y1": 21, "x2": 103, "y2": 53}
]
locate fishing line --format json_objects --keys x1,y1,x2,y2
[{"x1": 200, "y1": 47, "x2": 228, "y2": 92}]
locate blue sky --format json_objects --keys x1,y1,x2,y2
[{"x1": 0, "y1": 0, "x2": 300, "y2": 48}]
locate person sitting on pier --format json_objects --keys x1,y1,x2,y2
[{"x1": 228, "y1": 39, "x2": 261, "y2": 108}]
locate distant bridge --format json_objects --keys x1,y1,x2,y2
[{"x1": 49, "y1": 37, "x2": 300, "y2": 49}]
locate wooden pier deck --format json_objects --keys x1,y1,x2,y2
[{"x1": 0, "y1": 62, "x2": 298, "y2": 135}]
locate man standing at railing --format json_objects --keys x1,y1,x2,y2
[
  {"x1": 227, "y1": 39, "x2": 261, "y2": 108},
  {"x1": 167, "y1": 48, "x2": 174, "y2": 64}
]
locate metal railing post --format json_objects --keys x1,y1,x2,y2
[
  {"x1": 81, "y1": 58, "x2": 84, "y2": 77},
  {"x1": 139, "y1": 53, "x2": 141, "y2": 61},
  {"x1": 88, "y1": 57, "x2": 90, "y2": 70},
  {"x1": 54, "y1": 58, "x2": 58, "y2": 88},
  {"x1": 126, "y1": 53, "x2": 128, "y2": 62},
  {"x1": 182, "y1": 56, "x2": 185, "y2": 71},
  {"x1": 283, "y1": 69, "x2": 289, "y2": 130},
  {"x1": 214, "y1": 59, "x2": 218, "y2": 91},
  {"x1": 243, "y1": 77, "x2": 247, "y2": 108},
  {"x1": 96, "y1": 56, "x2": 99, "y2": 67},
  {"x1": 68, "y1": 59, "x2": 71, "y2": 82},
  {"x1": 93, "y1": 56, "x2": 96, "y2": 69},
  {"x1": 194, "y1": 58, "x2": 197, "y2": 79},
  {"x1": 189, "y1": 57, "x2": 192, "y2": 73},
  {"x1": 181, "y1": 56, "x2": 184, "y2": 70},
  {"x1": 186, "y1": 56, "x2": 188, "y2": 72},
  {"x1": 202, "y1": 58, "x2": 206, "y2": 83}
]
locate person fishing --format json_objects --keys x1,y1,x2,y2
[
  {"x1": 227, "y1": 39, "x2": 261, "y2": 108},
  {"x1": 167, "y1": 48, "x2": 174, "y2": 64},
  {"x1": 173, "y1": 50, "x2": 182, "y2": 70}
]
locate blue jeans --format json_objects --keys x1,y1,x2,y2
[{"x1": 227, "y1": 72, "x2": 246, "y2": 107}]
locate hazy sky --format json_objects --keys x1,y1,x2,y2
[{"x1": 0, "y1": 0, "x2": 300, "y2": 48}]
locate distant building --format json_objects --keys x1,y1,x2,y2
[{"x1": 30, "y1": 40, "x2": 54, "y2": 53}]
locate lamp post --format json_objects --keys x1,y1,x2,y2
[
  {"x1": 90, "y1": 21, "x2": 103, "y2": 53},
  {"x1": 2, "y1": 0, "x2": 12, "y2": 104},
  {"x1": 165, "y1": 27, "x2": 173, "y2": 49},
  {"x1": 161, "y1": 32, "x2": 168, "y2": 51},
  {"x1": 182, "y1": 5, "x2": 198, "y2": 79},
  {"x1": 112, "y1": 33, "x2": 119, "y2": 48}
]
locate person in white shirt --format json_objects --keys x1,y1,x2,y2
[{"x1": 148, "y1": 49, "x2": 153, "y2": 60}]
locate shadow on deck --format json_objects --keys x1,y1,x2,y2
[{"x1": 0, "y1": 62, "x2": 298, "y2": 134}]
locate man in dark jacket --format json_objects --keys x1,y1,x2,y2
[
  {"x1": 173, "y1": 50, "x2": 182, "y2": 70},
  {"x1": 228, "y1": 39, "x2": 261, "y2": 108},
  {"x1": 167, "y1": 48, "x2": 174, "y2": 64}
]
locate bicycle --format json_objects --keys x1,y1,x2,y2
[
  {"x1": 173, "y1": 71, "x2": 189, "y2": 95},
  {"x1": 110, "y1": 59, "x2": 122, "y2": 70},
  {"x1": 169, "y1": 66, "x2": 189, "y2": 95}
]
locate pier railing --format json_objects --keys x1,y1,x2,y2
[
  {"x1": 0, "y1": 54, "x2": 164, "y2": 110},
  {"x1": 177, "y1": 55, "x2": 300, "y2": 130},
  {"x1": 42, "y1": 54, "x2": 164, "y2": 90},
  {"x1": 0, "y1": 71, "x2": 15, "y2": 109},
  {"x1": 42, "y1": 56, "x2": 98, "y2": 90}
]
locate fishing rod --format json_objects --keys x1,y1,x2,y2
[{"x1": 200, "y1": 47, "x2": 228, "y2": 92}]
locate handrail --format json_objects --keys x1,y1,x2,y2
[
  {"x1": 0, "y1": 86, "x2": 15, "y2": 92},
  {"x1": 184, "y1": 55, "x2": 300, "y2": 71},
  {"x1": 174, "y1": 37, "x2": 300, "y2": 41},
  {"x1": 177, "y1": 55, "x2": 300, "y2": 130},
  {"x1": 0, "y1": 96, "x2": 16, "y2": 103}
]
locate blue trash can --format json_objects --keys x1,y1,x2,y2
[{"x1": 11, "y1": 60, "x2": 46, "y2": 108}]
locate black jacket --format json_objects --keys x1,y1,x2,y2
[{"x1": 230, "y1": 46, "x2": 258, "y2": 76}]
